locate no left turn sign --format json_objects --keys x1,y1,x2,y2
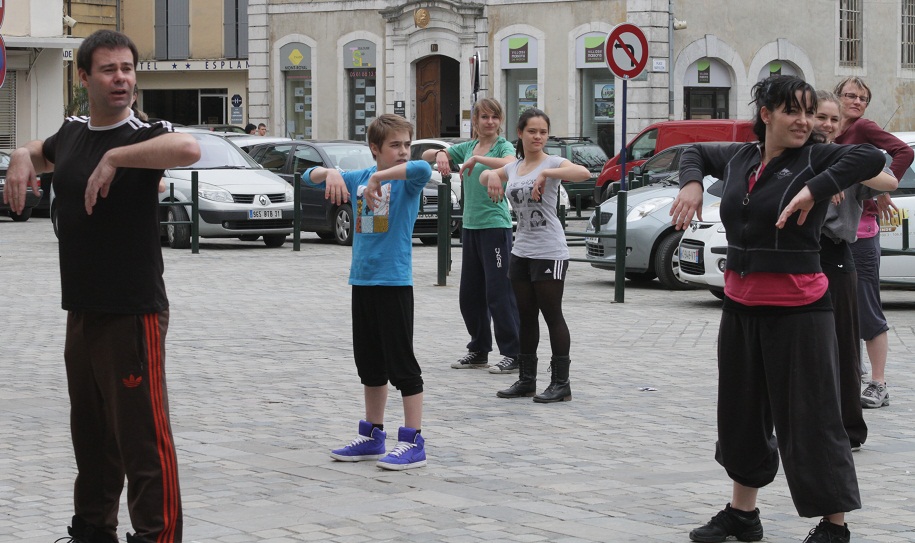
[{"x1": 605, "y1": 23, "x2": 648, "y2": 79}]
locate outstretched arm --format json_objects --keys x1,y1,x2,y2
[{"x1": 85, "y1": 132, "x2": 201, "y2": 214}]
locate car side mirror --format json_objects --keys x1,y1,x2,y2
[
  {"x1": 707, "y1": 178, "x2": 724, "y2": 197},
  {"x1": 631, "y1": 166, "x2": 642, "y2": 176}
]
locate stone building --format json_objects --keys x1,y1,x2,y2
[{"x1": 245, "y1": 0, "x2": 913, "y2": 154}]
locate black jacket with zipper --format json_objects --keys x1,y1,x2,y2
[{"x1": 679, "y1": 141, "x2": 885, "y2": 276}]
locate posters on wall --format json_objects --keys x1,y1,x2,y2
[
  {"x1": 518, "y1": 84, "x2": 537, "y2": 115},
  {"x1": 594, "y1": 83, "x2": 614, "y2": 121}
]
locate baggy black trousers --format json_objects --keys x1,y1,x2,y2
[
  {"x1": 459, "y1": 228, "x2": 520, "y2": 357},
  {"x1": 715, "y1": 301, "x2": 860, "y2": 518},
  {"x1": 65, "y1": 310, "x2": 182, "y2": 542}
]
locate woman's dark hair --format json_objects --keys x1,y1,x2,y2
[
  {"x1": 244, "y1": 123, "x2": 257, "y2": 134},
  {"x1": 515, "y1": 108, "x2": 550, "y2": 159},
  {"x1": 750, "y1": 75, "x2": 818, "y2": 143}
]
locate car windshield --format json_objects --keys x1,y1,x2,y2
[
  {"x1": 323, "y1": 145, "x2": 376, "y2": 171},
  {"x1": 571, "y1": 144, "x2": 609, "y2": 168},
  {"x1": 176, "y1": 134, "x2": 261, "y2": 169}
]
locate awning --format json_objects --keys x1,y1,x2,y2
[{"x1": 2, "y1": 36, "x2": 84, "y2": 49}]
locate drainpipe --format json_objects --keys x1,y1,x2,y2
[{"x1": 668, "y1": 0, "x2": 674, "y2": 120}]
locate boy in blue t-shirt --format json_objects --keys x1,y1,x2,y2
[{"x1": 306, "y1": 114, "x2": 432, "y2": 470}]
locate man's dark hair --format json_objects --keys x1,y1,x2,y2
[{"x1": 77, "y1": 30, "x2": 139, "y2": 74}]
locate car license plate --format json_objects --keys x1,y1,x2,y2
[
  {"x1": 680, "y1": 245, "x2": 700, "y2": 264},
  {"x1": 586, "y1": 237, "x2": 598, "y2": 244},
  {"x1": 417, "y1": 213, "x2": 437, "y2": 219},
  {"x1": 248, "y1": 209, "x2": 283, "y2": 219}
]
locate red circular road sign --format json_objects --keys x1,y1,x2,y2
[{"x1": 605, "y1": 23, "x2": 648, "y2": 79}]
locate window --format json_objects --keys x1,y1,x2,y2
[
  {"x1": 0, "y1": 74, "x2": 16, "y2": 149},
  {"x1": 839, "y1": 0, "x2": 862, "y2": 67},
  {"x1": 224, "y1": 0, "x2": 248, "y2": 59},
  {"x1": 903, "y1": 0, "x2": 915, "y2": 68},
  {"x1": 155, "y1": 0, "x2": 190, "y2": 60}
]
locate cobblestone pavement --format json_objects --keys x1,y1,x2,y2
[{"x1": 2, "y1": 217, "x2": 914, "y2": 543}]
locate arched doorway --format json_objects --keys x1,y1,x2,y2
[{"x1": 416, "y1": 55, "x2": 461, "y2": 138}]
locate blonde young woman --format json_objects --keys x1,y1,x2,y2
[{"x1": 423, "y1": 99, "x2": 521, "y2": 373}]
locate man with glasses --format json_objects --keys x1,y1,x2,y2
[{"x1": 834, "y1": 76, "x2": 913, "y2": 424}]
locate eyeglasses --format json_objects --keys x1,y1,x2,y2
[{"x1": 841, "y1": 92, "x2": 870, "y2": 104}]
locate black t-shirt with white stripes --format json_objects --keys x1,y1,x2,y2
[{"x1": 43, "y1": 113, "x2": 171, "y2": 314}]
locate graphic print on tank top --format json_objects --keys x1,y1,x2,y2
[
  {"x1": 509, "y1": 177, "x2": 547, "y2": 232},
  {"x1": 355, "y1": 184, "x2": 391, "y2": 234}
]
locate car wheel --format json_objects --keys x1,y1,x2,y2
[
  {"x1": 316, "y1": 231, "x2": 335, "y2": 240},
  {"x1": 263, "y1": 234, "x2": 286, "y2": 248},
  {"x1": 709, "y1": 289, "x2": 725, "y2": 300},
  {"x1": 238, "y1": 235, "x2": 260, "y2": 241},
  {"x1": 166, "y1": 205, "x2": 191, "y2": 249},
  {"x1": 625, "y1": 271, "x2": 657, "y2": 283},
  {"x1": 419, "y1": 236, "x2": 438, "y2": 246},
  {"x1": 9, "y1": 208, "x2": 32, "y2": 222},
  {"x1": 51, "y1": 202, "x2": 60, "y2": 239},
  {"x1": 333, "y1": 204, "x2": 353, "y2": 246},
  {"x1": 654, "y1": 230, "x2": 693, "y2": 290}
]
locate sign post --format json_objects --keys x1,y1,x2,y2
[
  {"x1": 605, "y1": 22, "x2": 648, "y2": 303},
  {"x1": 0, "y1": 1, "x2": 6, "y2": 89}
]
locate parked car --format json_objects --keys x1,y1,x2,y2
[
  {"x1": 594, "y1": 119, "x2": 755, "y2": 203},
  {"x1": 410, "y1": 138, "x2": 469, "y2": 202},
  {"x1": 188, "y1": 124, "x2": 248, "y2": 134},
  {"x1": 680, "y1": 132, "x2": 915, "y2": 296},
  {"x1": 160, "y1": 132, "x2": 295, "y2": 248},
  {"x1": 543, "y1": 136, "x2": 607, "y2": 208},
  {"x1": 584, "y1": 172, "x2": 721, "y2": 289},
  {"x1": 0, "y1": 151, "x2": 43, "y2": 221},
  {"x1": 226, "y1": 135, "x2": 293, "y2": 155},
  {"x1": 246, "y1": 139, "x2": 462, "y2": 245}
]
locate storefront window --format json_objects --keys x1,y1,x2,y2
[
  {"x1": 501, "y1": 34, "x2": 539, "y2": 129},
  {"x1": 348, "y1": 68, "x2": 376, "y2": 141},
  {"x1": 576, "y1": 32, "x2": 614, "y2": 156},
  {"x1": 343, "y1": 39, "x2": 378, "y2": 142},
  {"x1": 281, "y1": 42, "x2": 312, "y2": 139}
]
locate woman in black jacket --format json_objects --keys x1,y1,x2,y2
[{"x1": 670, "y1": 75, "x2": 885, "y2": 543}]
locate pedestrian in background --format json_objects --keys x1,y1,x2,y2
[
  {"x1": 670, "y1": 75, "x2": 885, "y2": 543},
  {"x1": 258, "y1": 123, "x2": 268, "y2": 136},
  {"x1": 3, "y1": 29, "x2": 200, "y2": 543},
  {"x1": 422, "y1": 98, "x2": 521, "y2": 373},
  {"x1": 481, "y1": 108, "x2": 590, "y2": 402},
  {"x1": 307, "y1": 114, "x2": 432, "y2": 470},
  {"x1": 833, "y1": 76, "x2": 914, "y2": 410},
  {"x1": 245, "y1": 123, "x2": 257, "y2": 135}
]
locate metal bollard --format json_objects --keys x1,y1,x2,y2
[
  {"x1": 436, "y1": 183, "x2": 451, "y2": 286},
  {"x1": 293, "y1": 173, "x2": 302, "y2": 252},
  {"x1": 191, "y1": 171, "x2": 199, "y2": 254}
]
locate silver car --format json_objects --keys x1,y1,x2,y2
[
  {"x1": 158, "y1": 132, "x2": 295, "y2": 248},
  {"x1": 584, "y1": 173, "x2": 720, "y2": 289}
]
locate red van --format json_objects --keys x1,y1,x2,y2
[{"x1": 594, "y1": 119, "x2": 756, "y2": 201}]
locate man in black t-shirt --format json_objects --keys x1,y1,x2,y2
[{"x1": 4, "y1": 30, "x2": 199, "y2": 543}]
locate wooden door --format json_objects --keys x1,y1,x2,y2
[{"x1": 416, "y1": 56, "x2": 441, "y2": 138}]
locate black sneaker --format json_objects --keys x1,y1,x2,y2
[
  {"x1": 803, "y1": 519, "x2": 850, "y2": 543},
  {"x1": 689, "y1": 504, "x2": 763, "y2": 542},
  {"x1": 488, "y1": 355, "x2": 519, "y2": 374},
  {"x1": 451, "y1": 351, "x2": 488, "y2": 369}
]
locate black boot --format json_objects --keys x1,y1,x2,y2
[
  {"x1": 496, "y1": 354, "x2": 537, "y2": 398},
  {"x1": 533, "y1": 356, "x2": 571, "y2": 403}
]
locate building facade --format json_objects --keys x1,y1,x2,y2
[
  {"x1": 246, "y1": 0, "x2": 914, "y2": 154},
  {"x1": 127, "y1": 0, "x2": 250, "y2": 127},
  {"x1": 1, "y1": 0, "x2": 83, "y2": 151}
]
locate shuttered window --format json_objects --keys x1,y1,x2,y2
[
  {"x1": 155, "y1": 0, "x2": 189, "y2": 60},
  {"x1": 839, "y1": 0, "x2": 863, "y2": 67},
  {"x1": 0, "y1": 74, "x2": 17, "y2": 149},
  {"x1": 903, "y1": 0, "x2": 915, "y2": 68},
  {"x1": 224, "y1": 0, "x2": 249, "y2": 59}
]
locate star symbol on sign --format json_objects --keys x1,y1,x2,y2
[
  {"x1": 172, "y1": 63, "x2": 177, "y2": 69},
  {"x1": 186, "y1": 63, "x2": 191, "y2": 69}
]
